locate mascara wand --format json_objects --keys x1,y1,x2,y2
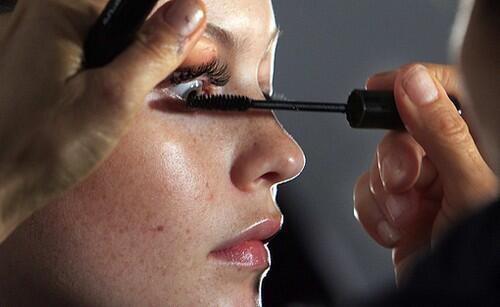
[
  {"x1": 188, "y1": 94, "x2": 347, "y2": 113},
  {"x1": 187, "y1": 90, "x2": 461, "y2": 130}
]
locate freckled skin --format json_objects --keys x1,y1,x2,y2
[{"x1": 0, "y1": 1, "x2": 305, "y2": 306}]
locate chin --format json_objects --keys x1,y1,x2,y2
[
  {"x1": 211, "y1": 272, "x2": 266, "y2": 307},
  {"x1": 219, "y1": 289, "x2": 261, "y2": 307}
]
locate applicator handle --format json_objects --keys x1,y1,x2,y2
[
  {"x1": 346, "y1": 89, "x2": 461, "y2": 130},
  {"x1": 83, "y1": 0, "x2": 160, "y2": 68}
]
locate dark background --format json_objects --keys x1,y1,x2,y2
[{"x1": 263, "y1": 1, "x2": 459, "y2": 306}]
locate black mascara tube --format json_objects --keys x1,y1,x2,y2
[
  {"x1": 0, "y1": 0, "x2": 16, "y2": 14},
  {"x1": 346, "y1": 90, "x2": 461, "y2": 130},
  {"x1": 84, "y1": 0, "x2": 160, "y2": 68}
]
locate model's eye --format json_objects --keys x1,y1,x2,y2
[
  {"x1": 171, "y1": 80, "x2": 205, "y2": 100},
  {"x1": 168, "y1": 59, "x2": 230, "y2": 100}
]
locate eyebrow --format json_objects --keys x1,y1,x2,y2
[{"x1": 204, "y1": 23, "x2": 281, "y2": 52}]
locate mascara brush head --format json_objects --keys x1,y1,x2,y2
[{"x1": 186, "y1": 94, "x2": 253, "y2": 111}]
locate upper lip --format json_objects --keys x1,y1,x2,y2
[{"x1": 211, "y1": 217, "x2": 283, "y2": 252}]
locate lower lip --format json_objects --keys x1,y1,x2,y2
[{"x1": 210, "y1": 240, "x2": 270, "y2": 269}]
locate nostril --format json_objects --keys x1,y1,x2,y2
[{"x1": 262, "y1": 172, "x2": 281, "y2": 183}]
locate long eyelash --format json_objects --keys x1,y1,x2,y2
[{"x1": 169, "y1": 59, "x2": 230, "y2": 87}]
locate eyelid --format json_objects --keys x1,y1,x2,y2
[{"x1": 169, "y1": 59, "x2": 231, "y2": 87}]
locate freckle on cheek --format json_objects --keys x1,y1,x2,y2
[
  {"x1": 155, "y1": 225, "x2": 165, "y2": 232},
  {"x1": 118, "y1": 226, "x2": 129, "y2": 234},
  {"x1": 204, "y1": 181, "x2": 215, "y2": 202}
]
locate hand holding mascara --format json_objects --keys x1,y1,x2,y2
[{"x1": 353, "y1": 64, "x2": 498, "y2": 286}]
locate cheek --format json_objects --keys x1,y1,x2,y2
[
  {"x1": 72, "y1": 110, "x2": 225, "y2": 249},
  {"x1": 22, "y1": 109, "x2": 237, "y2": 296}
]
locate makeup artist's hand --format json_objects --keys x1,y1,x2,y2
[
  {"x1": 0, "y1": 0, "x2": 207, "y2": 242},
  {"x1": 353, "y1": 63, "x2": 499, "y2": 284}
]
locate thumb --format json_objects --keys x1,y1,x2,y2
[
  {"x1": 394, "y1": 64, "x2": 498, "y2": 212},
  {"x1": 85, "y1": 0, "x2": 207, "y2": 107}
]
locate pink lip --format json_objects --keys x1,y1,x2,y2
[{"x1": 210, "y1": 218, "x2": 282, "y2": 269}]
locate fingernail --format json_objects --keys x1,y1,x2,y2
[
  {"x1": 163, "y1": 0, "x2": 206, "y2": 37},
  {"x1": 380, "y1": 154, "x2": 406, "y2": 189},
  {"x1": 403, "y1": 65, "x2": 439, "y2": 105},
  {"x1": 385, "y1": 194, "x2": 412, "y2": 223},
  {"x1": 377, "y1": 220, "x2": 401, "y2": 245}
]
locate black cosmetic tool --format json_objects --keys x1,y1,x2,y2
[
  {"x1": 0, "y1": 0, "x2": 16, "y2": 14},
  {"x1": 83, "y1": 0, "x2": 160, "y2": 68},
  {"x1": 0, "y1": 0, "x2": 159, "y2": 68},
  {"x1": 187, "y1": 90, "x2": 461, "y2": 130}
]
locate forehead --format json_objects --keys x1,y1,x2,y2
[
  {"x1": 204, "y1": 0, "x2": 276, "y2": 41},
  {"x1": 155, "y1": 0, "x2": 276, "y2": 48}
]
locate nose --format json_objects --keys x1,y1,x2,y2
[{"x1": 230, "y1": 114, "x2": 306, "y2": 192}]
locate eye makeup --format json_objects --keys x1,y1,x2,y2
[
  {"x1": 169, "y1": 59, "x2": 231, "y2": 87},
  {"x1": 157, "y1": 58, "x2": 231, "y2": 100}
]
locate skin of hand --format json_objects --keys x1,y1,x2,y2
[
  {"x1": 0, "y1": 0, "x2": 207, "y2": 242},
  {"x1": 353, "y1": 63, "x2": 499, "y2": 284}
]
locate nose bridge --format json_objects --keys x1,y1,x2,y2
[
  {"x1": 231, "y1": 62, "x2": 267, "y2": 101},
  {"x1": 230, "y1": 113, "x2": 305, "y2": 192},
  {"x1": 239, "y1": 83, "x2": 267, "y2": 102}
]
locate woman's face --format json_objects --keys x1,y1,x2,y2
[{"x1": 0, "y1": 1, "x2": 305, "y2": 306}]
